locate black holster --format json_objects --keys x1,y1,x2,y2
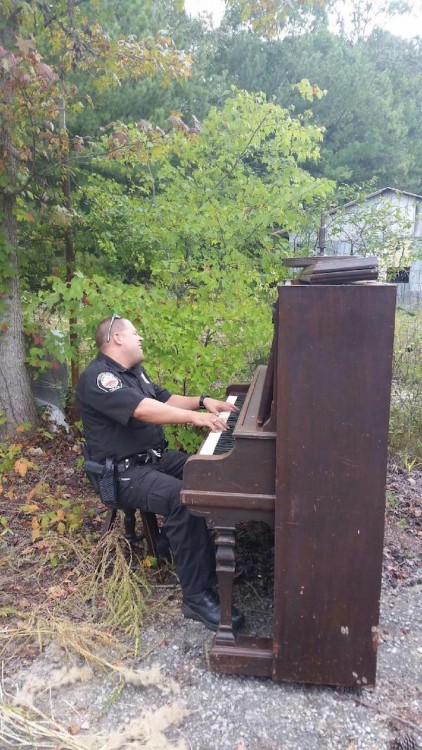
[{"x1": 84, "y1": 457, "x2": 119, "y2": 508}]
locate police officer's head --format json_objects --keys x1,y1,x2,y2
[{"x1": 96, "y1": 316, "x2": 144, "y2": 368}]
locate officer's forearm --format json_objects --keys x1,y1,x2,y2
[
  {"x1": 166, "y1": 395, "x2": 201, "y2": 411},
  {"x1": 132, "y1": 397, "x2": 197, "y2": 424}
]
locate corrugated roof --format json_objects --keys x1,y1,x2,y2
[{"x1": 341, "y1": 187, "x2": 422, "y2": 210}]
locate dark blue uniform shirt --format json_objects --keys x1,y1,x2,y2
[{"x1": 76, "y1": 353, "x2": 172, "y2": 462}]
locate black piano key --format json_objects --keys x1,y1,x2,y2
[{"x1": 214, "y1": 395, "x2": 245, "y2": 455}]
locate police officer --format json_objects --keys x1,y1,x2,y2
[{"x1": 76, "y1": 314, "x2": 244, "y2": 631}]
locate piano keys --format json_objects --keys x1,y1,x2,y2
[
  {"x1": 182, "y1": 269, "x2": 397, "y2": 687},
  {"x1": 200, "y1": 394, "x2": 244, "y2": 456}
]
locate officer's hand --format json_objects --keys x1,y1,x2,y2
[
  {"x1": 203, "y1": 397, "x2": 239, "y2": 416},
  {"x1": 190, "y1": 411, "x2": 228, "y2": 432}
]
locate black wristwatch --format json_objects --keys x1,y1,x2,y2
[{"x1": 199, "y1": 394, "x2": 210, "y2": 409}]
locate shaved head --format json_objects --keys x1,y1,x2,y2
[{"x1": 95, "y1": 316, "x2": 128, "y2": 350}]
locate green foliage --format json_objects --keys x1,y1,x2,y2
[
  {"x1": 22, "y1": 89, "x2": 332, "y2": 447},
  {"x1": 225, "y1": 0, "x2": 330, "y2": 37},
  {"x1": 67, "y1": 88, "x2": 332, "y2": 280},
  {"x1": 389, "y1": 310, "x2": 422, "y2": 465},
  {"x1": 200, "y1": 22, "x2": 421, "y2": 189},
  {"x1": 386, "y1": 490, "x2": 399, "y2": 511},
  {"x1": 24, "y1": 269, "x2": 274, "y2": 451},
  {"x1": 0, "y1": 0, "x2": 195, "y2": 434}
]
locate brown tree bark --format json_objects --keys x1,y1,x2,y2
[
  {"x1": 0, "y1": 4, "x2": 39, "y2": 437},
  {"x1": 0, "y1": 197, "x2": 39, "y2": 438}
]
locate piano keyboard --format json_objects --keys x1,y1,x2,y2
[{"x1": 199, "y1": 394, "x2": 245, "y2": 456}]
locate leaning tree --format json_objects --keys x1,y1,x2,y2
[{"x1": 0, "y1": 0, "x2": 190, "y2": 436}]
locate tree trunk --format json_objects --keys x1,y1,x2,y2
[
  {"x1": 0, "y1": 196, "x2": 39, "y2": 438},
  {"x1": 60, "y1": 97, "x2": 79, "y2": 392},
  {"x1": 0, "y1": 4, "x2": 39, "y2": 437},
  {"x1": 63, "y1": 157, "x2": 79, "y2": 391}
]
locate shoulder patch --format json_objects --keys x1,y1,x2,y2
[
  {"x1": 97, "y1": 372, "x2": 123, "y2": 392},
  {"x1": 141, "y1": 372, "x2": 151, "y2": 384}
]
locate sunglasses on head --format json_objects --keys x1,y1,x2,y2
[{"x1": 106, "y1": 313, "x2": 121, "y2": 343}]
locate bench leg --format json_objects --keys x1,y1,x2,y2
[
  {"x1": 141, "y1": 511, "x2": 160, "y2": 559},
  {"x1": 99, "y1": 507, "x2": 161, "y2": 562}
]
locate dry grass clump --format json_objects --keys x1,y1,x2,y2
[
  {"x1": 86, "y1": 533, "x2": 151, "y2": 655},
  {"x1": 0, "y1": 699, "x2": 189, "y2": 749},
  {"x1": 0, "y1": 657, "x2": 186, "y2": 748},
  {"x1": 13, "y1": 663, "x2": 94, "y2": 708},
  {"x1": 0, "y1": 614, "x2": 121, "y2": 669},
  {"x1": 0, "y1": 530, "x2": 152, "y2": 666}
]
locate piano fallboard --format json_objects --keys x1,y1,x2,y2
[{"x1": 232, "y1": 365, "x2": 276, "y2": 440}]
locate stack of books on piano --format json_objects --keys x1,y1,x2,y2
[{"x1": 283, "y1": 256, "x2": 379, "y2": 284}]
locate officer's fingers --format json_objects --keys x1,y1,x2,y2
[
  {"x1": 215, "y1": 401, "x2": 238, "y2": 413},
  {"x1": 209, "y1": 417, "x2": 227, "y2": 431}
]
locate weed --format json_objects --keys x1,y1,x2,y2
[
  {"x1": 390, "y1": 310, "x2": 422, "y2": 464},
  {"x1": 0, "y1": 441, "x2": 23, "y2": 475},
  {"x1": 402, "y1": 455, "x2": 422, "y2": 472},
  {"x1": 386, "y1": 491, "x2": 399, "y2": 511}
]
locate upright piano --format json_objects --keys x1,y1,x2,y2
[{"x1": 181, "y1": 258, "x2": 396, "y2": 687}]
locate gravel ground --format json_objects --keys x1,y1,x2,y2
[
  {"x1": 1, "y1": 456, "x2": 420, "y2": 749},
  {"x1": 4, "y1": 576, "x2": 421, "y2": 750}
]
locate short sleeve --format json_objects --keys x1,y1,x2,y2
[
  {"x1": 137, "y1": 367, "x2": 172, "y2": 403},
  {"x1": 153, "y1": 383, "x2": 172, "y2": 403},
  {"x1": 79, "y1": 369, "x2": 143, "y2": 425}
]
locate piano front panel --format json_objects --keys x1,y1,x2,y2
[{"x1": 272, "y1": 283, "x2": 396, "y2": 686}]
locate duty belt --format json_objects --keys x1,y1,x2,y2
[{"x1": 116, "y1": 449, "x2": 163, "y2": 473}]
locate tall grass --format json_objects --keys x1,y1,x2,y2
[
  {"x1": 389, "y1": 309, "x2": 422, "y2": 466},
  {"x1": 0, "y1": 532, "x2": 152, "y2": 667}
]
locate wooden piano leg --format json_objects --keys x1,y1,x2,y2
[{"x1": 214, "y1": 526, "x2": 236, "y2": 646}]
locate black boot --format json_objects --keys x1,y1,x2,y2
[{"x1": 182, "y1": 588, "x2": 244, "y2": 632}]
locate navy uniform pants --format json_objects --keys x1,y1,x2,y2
[{"x1": 117, "y1": 450, "x2": 216, "y2": 596}]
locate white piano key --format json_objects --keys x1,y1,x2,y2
[{"x1": 199, "y1": 395, "x2": 238, "y2": 456}]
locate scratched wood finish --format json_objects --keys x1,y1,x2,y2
[{"x1": 272, "y1": 284, "x2": 396, "y2": 686}]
